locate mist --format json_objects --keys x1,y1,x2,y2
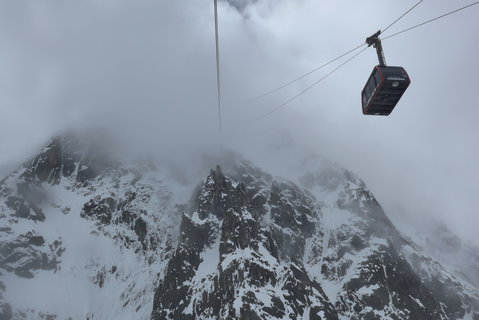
[{"x1": 0, "y1": 0, "x2": 478, "y2": 244}]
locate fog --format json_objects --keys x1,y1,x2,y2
[{"x1": 0, "y1": 0, "x2": 478, "y2": 243}]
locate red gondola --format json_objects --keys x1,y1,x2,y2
[
  {"x1": 361, "y1": 31, "x2": 410, "y2": 116},
  {"x1": 361, "y1": 65, "x2": 410, "y2": 115}
]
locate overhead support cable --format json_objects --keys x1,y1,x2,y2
[
  {"x1": 244, "y1": 43, "x2": 366, "y2": 103},
  {"x1": 213, "y1": 0, "x2": 222, "y2": 133},
  {"x1": 250, "y1": 46, "x2": 369, "y2": 123},
  {"x1": 381, "y1": 0, "x2": 424, "y2": 34},
  {"x1": 383, "y1": 1, "x2": 479, "y2": 40}
]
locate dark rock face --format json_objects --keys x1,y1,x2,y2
[
  {"x1": 19, "y1": 134, "x2": 113, "y2": 187},
  {"x1": 24, "y1": 138, "x2": 66, "y2": 185},
  {"x1": 79, "y1": 186, "x2": 160, "y2": 252},
  {"x1": 5, "y1": 195, "x2": 44, "y2": 222},
  {"x1": 134, "y1": 217, "x2": 148, "y2": 243},
  {"x1": 81, "y1": 196, "x2": 116, "y2": 225},
  {"x1": 0, "y1": 231, "x2": 62, "y2": 278},
  {"x1": 0, "y1": 276, "x2": 12, "y2": 320},
  {"x1": 152, "y1": 164, "x2": 338, "y2": 320},
  {"x1": 21, "y1": 137, "x2": 77, "y2": 185},
  {"x1": 5, "y1": 182, "x2": 46, "y2": 222},
  {"x1": 337, "y1": 244, "x2": 443, "y2": 320}
]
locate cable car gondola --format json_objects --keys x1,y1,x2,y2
[{"x1": 361, "y1": 31, "x2": 410, "y2": 116}]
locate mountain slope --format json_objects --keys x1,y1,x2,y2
[
  {"x1": 0, "y1": 136, "x2": 478, "y2": 320},
  {"x1": 0, "y1": 136, "x2": 184, "y2": 319}
]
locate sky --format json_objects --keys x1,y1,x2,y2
[{"x1": 0, "y1": 0, "x2": 478, "y2": 243}]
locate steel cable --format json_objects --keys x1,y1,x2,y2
[
  {"x1": 249, "y1": 46, "x2": 369, "y2": 123},
  {"x1": 243, "y1": 43, "x2": 366, "y2": 103},
  {"x1": 383, "y1": 1, "x2": 479, "y2": 41},
  {"x1": 382, "y1": 0, "x2": 424, "y2": 34}
]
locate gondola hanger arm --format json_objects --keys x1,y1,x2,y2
[{"x1": 366, "y1": 30, "x2": 386, "y2": 67}]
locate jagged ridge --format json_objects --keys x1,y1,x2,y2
[{"x1": 0, "y1": 136, "x2": 478, "y2": 320}]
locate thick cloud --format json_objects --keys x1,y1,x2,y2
[
  {"x1": 225, "y1": 0, "x2": 259, "y2": 12},
  {"x1": 0, "y1": 0, "x2": 478, "y2": 243}
]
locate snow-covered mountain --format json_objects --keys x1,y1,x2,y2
[{"x1": 0, "y1": 135, "x2": 478, "y2": 320}]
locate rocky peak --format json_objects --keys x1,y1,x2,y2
[
  {"x1": 153, "y1": 164, "x2": 337, "y2": 320},
  {"x1": 17, "y1": 133, "x2": 119, "y2": 187},
  {"x1": 1, "y1": 136, "x2": 479, "y2": 320},
  {"x1": 196, "y1": 165, "x2": 248, "y2": 221}
]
